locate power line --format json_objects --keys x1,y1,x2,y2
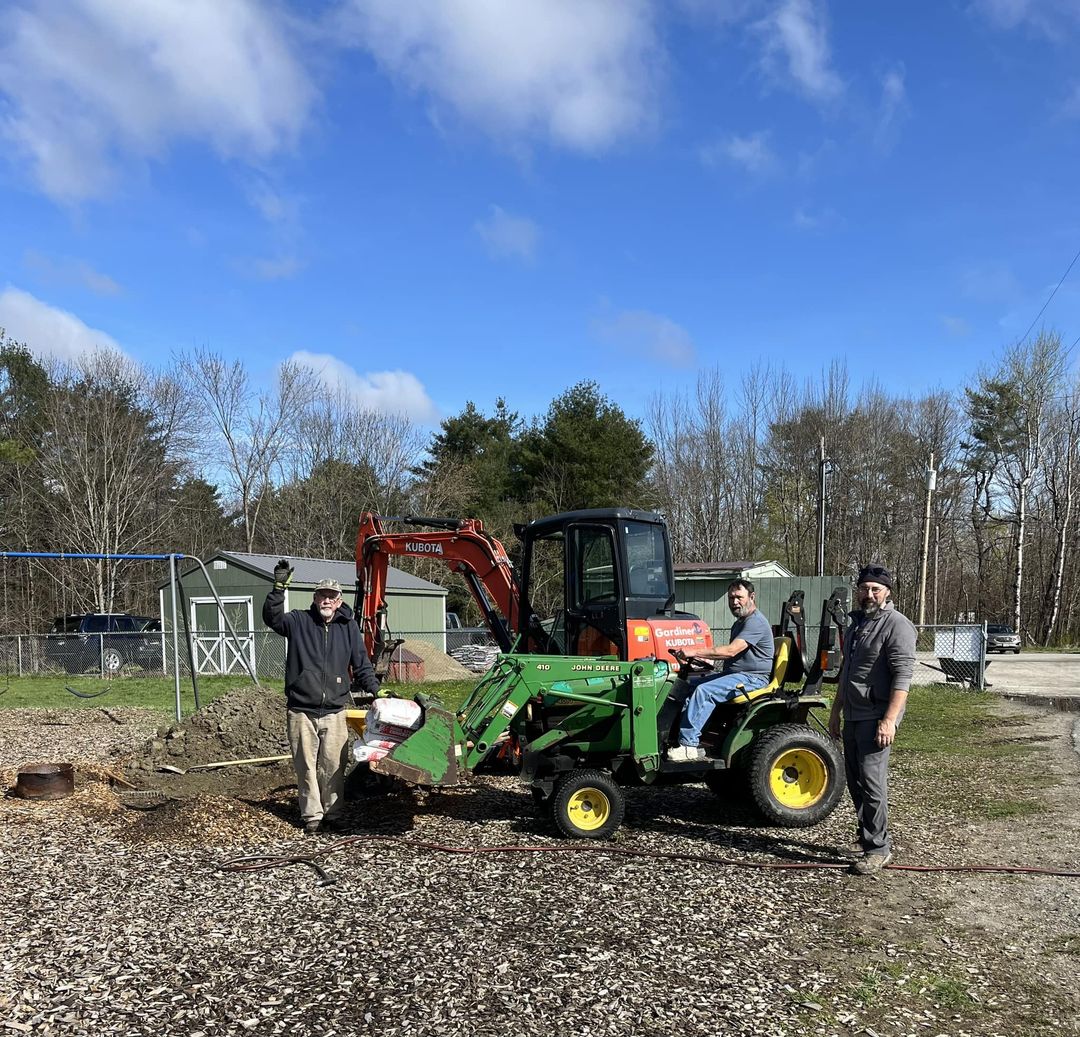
[{"x1": 1017, "y1": 243, "x2": 1080, "y2": 348}]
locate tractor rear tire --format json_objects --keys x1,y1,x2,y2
[
  {"x1": 551, "y1": 769, "x2": 624, "y2": 840},
  {"x1": 748, "y1": 723, "x2": 843, "y2": 828}
]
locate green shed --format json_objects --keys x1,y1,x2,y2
[
  {"x1": 674, "y1": 560, "x2": 849, "y2": 644},
  {"x1": 157, "y1": 551, "x2": 448, "y2": 677}
]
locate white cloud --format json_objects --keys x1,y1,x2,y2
[
  {"x1": 0, "y1": 286, "x2": 123, "y2": 360},
  {"x1": 474, "y1": 206, "x2": 540, "y2": 261},
  {"x1": 23, "y1": 250, "x2": 122, "y2": 296},
  {"x1": 290, "y1": 350, "x2": 439, "y2": 422},
  {"x1": 971, "y1": 0, "x2": 1079, "y2": 34},
  {"x1": 338, "y1": 0, "x2": 662, "y2": 151},
  {"x1": 792, "y1": 205, "x2": 842, "y2": 231},
  {"x1": 755, "y1": 0, "x2": 843, "y2": 102},
  {"x1": 244, "y1": 256, "x2": 306, "y2": 282},
  {"x1": 0, "y1": 0, "x2": 315, "y2": 201},
  {"x1": 702, "y1": 130, "x2": 778, "y2": 174},
  {"x1": 941, "y1": 314, "x2": 971, "y2": 337},
  {"x1": 1062, "y1": 82, "x2": 1080, "y2": 118},
  {"x1": 874, "y1": 64, "x2": 909, "y2": 153},
  {"x1": 592, "y1": 309, "x2": 696, "y2": 367}
]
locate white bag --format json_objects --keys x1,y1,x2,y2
[
  {"x1": 352, "y1": 741, "x2": 390, "y2": 763},
  {"x1": 367, "y1": 697, "x2": 422, "y2": 731}
]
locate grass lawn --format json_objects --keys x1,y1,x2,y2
[{"x1": 0, "y1": 674, "x2": 480, "y2": 714}]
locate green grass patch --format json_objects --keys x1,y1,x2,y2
[
  {"x1": 0, "y1": 675, "x2": 480, "y2": 715},
  {"x1": 895, "y1": 684, "x2": 1001, "y2": 755}
]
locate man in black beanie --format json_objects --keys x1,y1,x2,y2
[{"x1": 828, "y1": 564, "x2": 916, "y2": 875}]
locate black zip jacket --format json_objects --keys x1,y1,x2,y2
[{"x1": 262, "y1": 588, "x2": 380, "y2": 715}]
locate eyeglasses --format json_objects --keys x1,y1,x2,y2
[{"x1": 314, "y1": 591, "x2": 341, "y2": 602}]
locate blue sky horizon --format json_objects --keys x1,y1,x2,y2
[{"x1": 2, "y1": 0, "x2": 1079, "y2": 431}]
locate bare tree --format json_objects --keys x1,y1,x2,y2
[{"x1": 179, "y1": 350, "x2": 315, "y2": 551}]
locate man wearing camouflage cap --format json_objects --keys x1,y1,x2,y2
[
  {"x1": 263, "y1": 561, "x2": 380, "y2": 835},
  {"x1": 828, "y1": 564, "x2": 916, "y2": 875}
]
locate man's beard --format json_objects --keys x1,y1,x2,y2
[
  {"x1": 729, "y1": 602, "x2": 745, "y2": 617},
  {"x1": 861, "y1": 599, "x2": 880, "y2": 617}
]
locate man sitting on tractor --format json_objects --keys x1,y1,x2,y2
[{"x1": 666, "y1": 578, "x2": 774, "y2": 762}]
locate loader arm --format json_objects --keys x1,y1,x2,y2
[{"x1": 356, "y1": 512, "x2": 522, "y2": 676}]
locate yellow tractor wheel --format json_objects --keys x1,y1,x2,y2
[
  {"x1": 551, "y1": 769, "x2": 625, "y2": 840},
  {"x1": 748, "y1": 723, "x2": 844, "y2": 827}
]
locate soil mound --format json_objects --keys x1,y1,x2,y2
[
  {"x1": 398, "y1": 638, "x2": 475, "y2": 681},
  {"x1": 123, "y1": 683, "x2": 288, "y2": 777}
]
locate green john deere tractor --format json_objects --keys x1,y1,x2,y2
[{"x1": 369, "y1": 508, "x2": 850, "y2": 839}]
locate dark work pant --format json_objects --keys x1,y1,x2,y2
[{"x1": 842, "y1": 718, "x2": 893, "y2": 855}]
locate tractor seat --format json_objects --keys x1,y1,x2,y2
[{"x1": 727, "y1": 635, "x2": 794, "y2": 704}]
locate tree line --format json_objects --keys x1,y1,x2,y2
[{"x1": 1, "y1": 329, "x2": 1077, "y2": 645}]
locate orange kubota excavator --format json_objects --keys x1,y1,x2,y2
[{"x1": 354, "y1": 508, "x2": 715, "y2": 678}]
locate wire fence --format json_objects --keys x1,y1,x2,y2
[
  {"x1": 0, "y1": 623, "x2": 988, "y2": 689},
  {"x1": 0, "y1": 629, "x2": 498, "y2": 683},
  {"x1": 912, "y1": 623, "x2": 988, "y2": 690}
]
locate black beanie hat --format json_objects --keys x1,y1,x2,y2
[{"x1": 857, "y1": 564, "x2": 894, "y2": 590}]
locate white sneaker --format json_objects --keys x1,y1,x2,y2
[{"x1": 667, "y1": 745, "x2": 705, "y2": 762}]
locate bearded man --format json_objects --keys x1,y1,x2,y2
[
  {"x1": 828, "y1": 564, "x2": 917, "y2": 875},
  {"x1": 263, "y1": 560, "x2": 379, "y2": 835},
  {"x1": 666, "y1": 578, "x2": 775, "y2": 762}
]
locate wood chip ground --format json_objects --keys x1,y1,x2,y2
[{"x1": 1, "y1": 697, "x2": 1078, "y2": 1036}]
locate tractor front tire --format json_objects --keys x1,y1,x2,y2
[
  {"x1": 748, "y1": 723, "x2": 844, "y2": 827},
  {"x1": 551, "y1": 769, "x2": 624, "y2": 840}
]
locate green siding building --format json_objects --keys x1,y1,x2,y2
[
  {"x1": 157, "y1": 551, "x2": 447, "y2": 677},
  {"x1": 674, "y1": 560, "x2": 848, "y2": 642}
]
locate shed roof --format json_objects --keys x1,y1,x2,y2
[
  {"x1": 674, "y1": 560, "x2": 795, "y2": 578},
  {"x1": 172, "y1": 551, "x2": 446, "y2": 594}
]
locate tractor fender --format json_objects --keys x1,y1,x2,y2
[{"x1": 719, "y1": 695, "x2": 831, "y2": 769}]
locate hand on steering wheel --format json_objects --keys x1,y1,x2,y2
[{"x1": 672, "y1": 649, "x2": 714, "y2": 677}]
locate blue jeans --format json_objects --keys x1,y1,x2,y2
[{"x1": 678, "y1": 671, "x2": 770, "y2": 747}]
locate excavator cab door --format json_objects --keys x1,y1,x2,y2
[{"x1": 565, "y1": 523, "x2": 626, "y2": 658}]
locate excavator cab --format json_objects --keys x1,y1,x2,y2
[{"x1": 518, "y1": 508, "x2": 711, "y2": 662}]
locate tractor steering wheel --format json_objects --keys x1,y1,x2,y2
[{"x1": 672, "y1": 649, "x2": 715, "y2": 680}]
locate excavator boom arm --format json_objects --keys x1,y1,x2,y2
[{"x1": 356, "y1": 512, "x2": 521, "y2": 673}]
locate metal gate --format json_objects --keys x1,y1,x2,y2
[{"x1": 190, "y1": 596, "x2": 255, "y2": 675}]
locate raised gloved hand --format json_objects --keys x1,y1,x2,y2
[{"x1": 273, "y1": 558, "x2": 294, "y2": 589}]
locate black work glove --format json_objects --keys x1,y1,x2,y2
[{"x1": 273, "y1": 558, "x2": 294, "y2": 589}]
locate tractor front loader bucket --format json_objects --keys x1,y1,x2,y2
[
  {"x1": 370, "y1": 696, "x2": 462, "y2": 785},
  {"x1": 371, "y1": 660, "x2": 532, "y2": 786}
]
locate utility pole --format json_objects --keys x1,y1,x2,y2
[
  {"x1": 816, "y1": 437, "x2": 830, "y2": 577},
  {"x1": 917, "y1": 453, "x2": 937, "y2": 627}
]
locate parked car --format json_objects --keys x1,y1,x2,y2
[
  {"x1": 985, "y1": 623, "x2": 1021, "y2": 654},
  {"x1": 44, "y1": 613, "x2": 162, "y2": 674}
]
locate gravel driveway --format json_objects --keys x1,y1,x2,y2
[{"x1": 1, "y1": 697, "x2": 1078, "y2": 1037}]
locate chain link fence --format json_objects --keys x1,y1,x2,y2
[
  {"x1": 0, "y1": 622, "x2": 989, "y2": 689},
  {"x1": 0, "y1": 628, "x2": 497, "y2": 684},
  {"x1": 912, "y1": 623, "x2": 988, "y2": 690}
]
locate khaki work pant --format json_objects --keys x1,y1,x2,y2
[{"x1": 286, "y1": 709, "x2": 349, "y2": 823}]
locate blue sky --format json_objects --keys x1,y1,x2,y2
[{"x1": 2, "y1": 0, "x2": 1079, "y2": 430}]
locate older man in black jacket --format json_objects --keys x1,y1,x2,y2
[{"x1": 263, "y1": 559, "x2": 380, "y2": 835}]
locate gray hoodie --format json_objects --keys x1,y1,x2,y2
[{"x1": 838, "y1": 601, "x2": 916, "y2": 722}]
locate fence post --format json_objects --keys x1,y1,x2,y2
[{"x1": 17, "y1": 635, "x2": 22, "y2": 677}]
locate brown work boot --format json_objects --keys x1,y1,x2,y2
[
  {"x1": 303, "y1": 820, "x2": 322, "y2": 837},
  {"x1": 841, "y1": 840, "x2": 865, "y2": 859},
  {"x1": 851, "y1": 851, "x2": 892, "y2": 876}
]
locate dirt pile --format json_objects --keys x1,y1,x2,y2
[
  {"x1": 123, "y1": 683, "x2": 289, "y2": 778},
  {"x1": 397, "y1": 638, "x2": 475, "y2": 681}
]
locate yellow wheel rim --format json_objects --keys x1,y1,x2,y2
[
  {"x1": 565, "y1": 787, "x2": 611, "y2": 832},
  {"x1": 768, "y1": 748, "x2": 828, "y2": 809}
]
